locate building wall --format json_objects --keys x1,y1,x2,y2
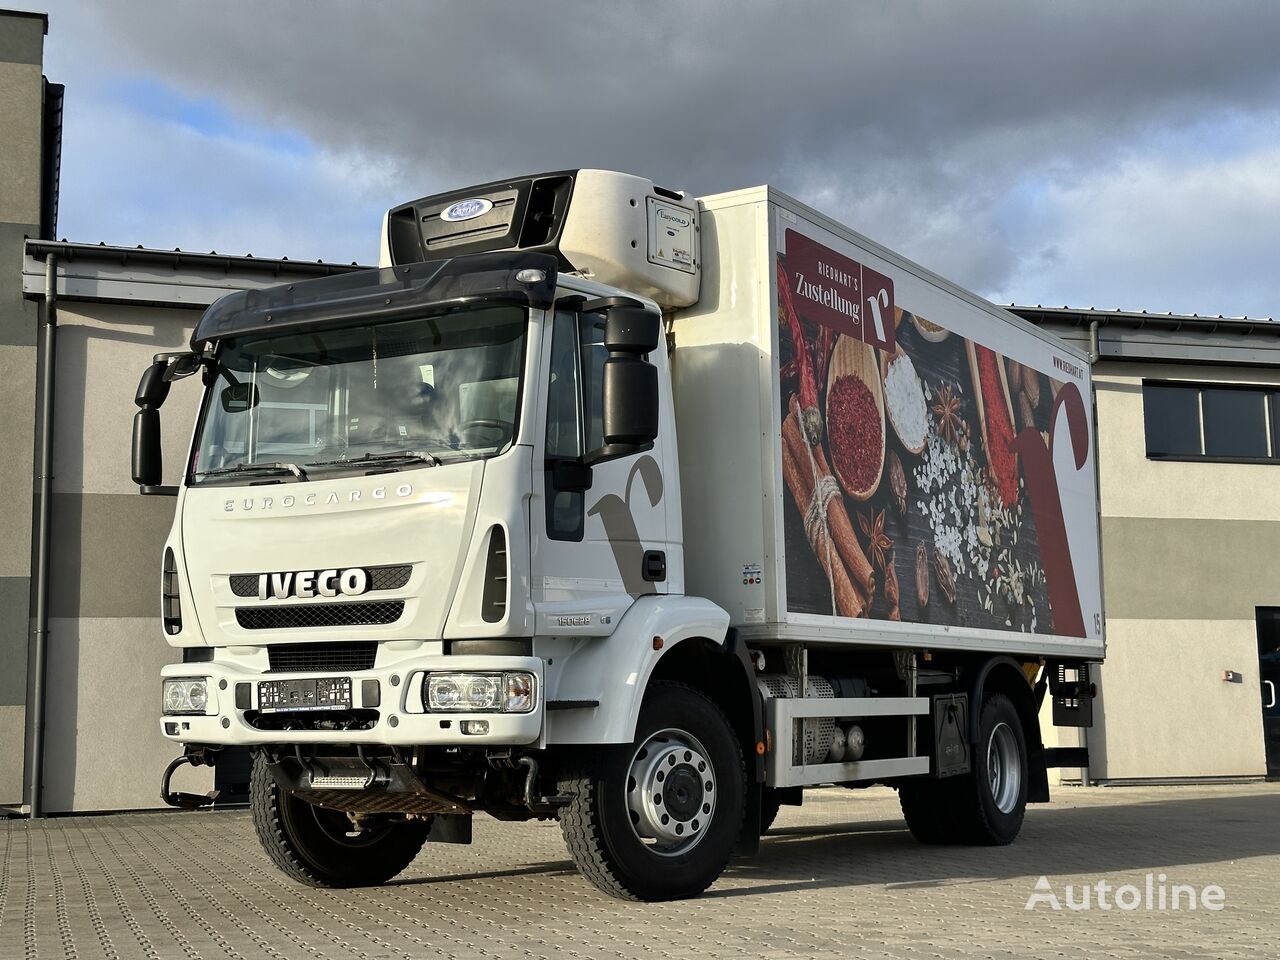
[
  {"x1": 0, "y1": 11, "x2": 46, "y2": 807},
  {"x1": 1089, "y1": 360, "x2": 1273, "y2": 780},
  {"x1": 39, "y1": 302, "x2": 212, "y2": 812}
]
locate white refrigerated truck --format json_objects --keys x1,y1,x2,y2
[{"x1": 134, "y1": 170, "x2": 1102, "y2": 900}]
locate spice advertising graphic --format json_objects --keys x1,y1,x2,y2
[{"x1": 777, "y1": 229, "x2": 1093, "y2": 638}]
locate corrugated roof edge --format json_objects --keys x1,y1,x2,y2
[
  {"x1": 1012, "y1": 305, "x2": 1280, "y2": 338},
  {"x1": 24, "y1": 240, "x2": 371, "y2": 277}
]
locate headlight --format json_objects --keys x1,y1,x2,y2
[
  {"x1": 163, "y1": 678, "x2": 209, "y2": 715},
  {"x1": 425, "y1": 673, "x2": 536, "y2": 713}
]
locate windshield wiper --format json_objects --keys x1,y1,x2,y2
[
  {"x1": 195, "y1": 461, "x2": 309, "y2": 481},
  {"x1": 306, "y1": 450, "x2": 442, "y2": 470}
]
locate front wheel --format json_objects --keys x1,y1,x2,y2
[
  {"x1": 249, "y1": 751, "x2": 429, "y2": 887},
  {"x1": 559, "y1": 682, "x2": 745, "y2": 900}
]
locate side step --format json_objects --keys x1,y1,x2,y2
[{"x1": 764, "y1": 696, "x2": 930, "y2": 788}]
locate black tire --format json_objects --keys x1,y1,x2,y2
[
  {"x1": 898, "y1": 778, "x2": 956, "y2": 844},
  {"x1": 559, "y1": 682, "x2": 745, "y2": 901},
  {"x1": 250, "y1": 751, "x2": 430, "y2": 887},
  {"x1": 898, "y1": 693, "x2": 1027, "y2": 846},
  {"x1": 759, "y1": 788, "x2": 783, "y2": 834},
  {"x1": 954, "y1": 693, "x2": 1027, "y2": 844}
]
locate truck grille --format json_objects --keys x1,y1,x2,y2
[
  {"x1": 236, "y1": 601, "x2": 405, "y2": 631},
  {"x1": 266, "y1": 642, "x2": 378, "y2": 673},
  {"x1": 228, "y1": 565, "x2": 412, "y2": 598}
]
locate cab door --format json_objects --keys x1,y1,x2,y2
[{"x1": 530, "y1": 303, "x2": 670, "y2": 636}]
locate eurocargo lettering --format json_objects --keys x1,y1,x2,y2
[{"x1": 132, "y1": 170, "x2": 1103, "y2": 901}]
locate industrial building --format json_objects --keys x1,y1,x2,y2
[
  {"x1": 1017, "y1": 307, "x2": 1280, "y2": 784},
  {"x1": 1, "y1": 6, "x2": 1275, "y2": 815}
]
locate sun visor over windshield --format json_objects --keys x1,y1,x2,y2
[{"x1": 191, "y1": 250, "x2": 558, "y2": 350}]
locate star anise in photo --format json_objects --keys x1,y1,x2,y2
[
  {"x1": 857, "y1": 508, "x2": 892, "y2": 571},
  {"x1": 932, "y1": 382, "x2": 963, "y2": 447}
]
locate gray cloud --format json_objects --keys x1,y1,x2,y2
[{"x1": 41, "y1": 0, "x2": 1280, "y2": 313}]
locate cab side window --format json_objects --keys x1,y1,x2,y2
[
  {"x1": 545, "y1": 310, "x2": 585, "y2": 540},
  {"x1": 580, "y1": 315, "x2": 608, "y2": 453}
]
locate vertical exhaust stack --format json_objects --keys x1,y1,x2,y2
[{"x1": 379, "y1": 170, "x2": 700, "y2": 309}]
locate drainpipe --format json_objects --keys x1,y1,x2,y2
[
  {"x1": 1083, "y1": 316, "x2": 1101, "y2": 788},
  {"x1": 27, "y1": 253, "x2": 57, "y2": 818}
]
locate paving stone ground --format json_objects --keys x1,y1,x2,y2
[{"x1": 2, "y1": 782, "x2": 1277, "y2": 959}]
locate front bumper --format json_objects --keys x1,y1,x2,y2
[{"x1": 159, "y1": 654, "x2": 544, "y2": 747}]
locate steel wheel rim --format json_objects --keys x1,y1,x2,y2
[
  {"x1": 626, "y1": 727, "x2": 716, "y2": 856},
  {"x1": 307, "y1": 804, "x2": 393, "y2": 848},
  {"x1": 986, "y1": 721, "x2": 1021, "y2": 814}
]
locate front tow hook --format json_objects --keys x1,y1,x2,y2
[
  {"x1": 161, "y1": 747, "x2": 221, "y2": 810},
  {"x1": 517, "y1": 756, "x2": 574, "y2": 814}
]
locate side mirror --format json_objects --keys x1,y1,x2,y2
[
  {"x1": 601, "y1": 356, "x2": 658, "y2": 446},
  {"x1": 135, "y1": 359, "x2": 171, "y2": 408},
  {"x1": 604, "y1": 306, "x2": 661, "y2": 354},
  {"x1": 131, "y1": 355, "x2": 188, "y2": 495},
  {"x1": 580, "y1": 302, "x2": 662, "y2": 464},
  {"x1": 132, "y1": 408, "x2": 162, "y2": 487},
  {"x1": 221, "y1": 382, "x2": 259, "y2": 413}
]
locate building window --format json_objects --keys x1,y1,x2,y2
[{"x1": 1143, "y1": 380, "x2": 1279, "y2": 462}]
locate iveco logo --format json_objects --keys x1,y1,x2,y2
[
  {"x1": 441, "y1": 198, "x2": 493, "y2": 222},
  {"x1": 258, "y1": 568, "x2": 370, "y2": 600}
]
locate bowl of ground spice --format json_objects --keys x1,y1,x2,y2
[{"x1": 825, "y1": 335, "x2": 885, "y2": 501}]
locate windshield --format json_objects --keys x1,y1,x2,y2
[{"x1": 190, "y1": 305, "x2": 527, "y2": 484}]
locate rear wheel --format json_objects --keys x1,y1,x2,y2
[
  {"x1": 559, "y1": 682, "x2": 745, "y2": 900},
  {"x1": 898, "y1": 778, "x2": 955, "y2": 843},
  {"x1": 899, "y1": 693, "x2": 1027, "y2": 845},
  {"x1": 250, "y1": 751, "x2": 429, "y2": 887}
]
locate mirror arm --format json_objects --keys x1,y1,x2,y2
[{"x1": 154, "y1": 350, "x2": 208, "y2": 384}]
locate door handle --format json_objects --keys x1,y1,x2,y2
[{"x1": 1266, "y1": 680, "x2": 1277, "y2": 709}]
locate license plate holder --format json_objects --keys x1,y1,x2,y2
[{"x1": 258, "y1": 677, "x2": 352, "y2": 713}]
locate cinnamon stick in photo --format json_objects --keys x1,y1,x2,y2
[
  {"x1": 784, "y1": 397, "x2": 876, "y2": 598},
  {"x1": 781, "y1": 418, "x2": 865, "y2": 619}
]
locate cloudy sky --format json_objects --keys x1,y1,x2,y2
[{"x1": 34, "y1": 0, "x2": 1280, "y2": 318}]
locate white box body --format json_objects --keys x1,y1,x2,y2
[{"x1": 673, "y1": 187, "x2": 1103, "y2": 662}]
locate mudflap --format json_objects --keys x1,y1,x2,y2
[{"x1": 739, "y1": 782, "x2": 762, "y2": 856}]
